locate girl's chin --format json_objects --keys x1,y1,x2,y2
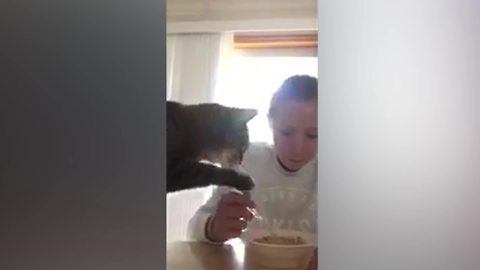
[
  {"x1": 279, "y1": 158, "x2": 306, "y2": 171},
  {"x1": 286, "y1": 163, "x2": 304, "y2": 171}
]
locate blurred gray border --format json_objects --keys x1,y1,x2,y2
[{"x1": 0, "y1": 0, "x2": 166, "y2": 269}]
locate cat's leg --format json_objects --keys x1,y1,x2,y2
[{"x1": 167, "y1": 160, "x2": 254, "y2": 192}]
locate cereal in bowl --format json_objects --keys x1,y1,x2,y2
[{"x1": 253, "y1": 234, "x2": 307, "y2": 245}]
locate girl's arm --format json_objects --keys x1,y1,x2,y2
[{"x1": 186, "y1": 186, "x2": 228, "y2": 243}]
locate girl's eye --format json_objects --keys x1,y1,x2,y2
[
  {"x1": 307, "y1": 134, "x2": 318, "y2": 139},
  {"x1": 280, "y1": 130, "x2": 293, "y2": 136}
]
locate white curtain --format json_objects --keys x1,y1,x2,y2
[
  {"x1": 167, "y1": 33, "x2": 233, "y2": 104},
  {"x1": 166, "y1": 33, "x2": 235, "y2": 242}
]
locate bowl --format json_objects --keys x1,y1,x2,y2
[{"x1": 243, "y1": 228, "x2": 316, "y2": 270}]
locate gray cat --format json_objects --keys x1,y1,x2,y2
[{"x1": 167, "y1": 101, "x2": 257, "y2": 193}]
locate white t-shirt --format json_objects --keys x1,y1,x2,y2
[{"x1": 187, "y1": 142, "x2": 317, "y2": 242}]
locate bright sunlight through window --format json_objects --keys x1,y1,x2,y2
[{"x1": 214, "y1": 55, "x2": 317, "y2": 144}]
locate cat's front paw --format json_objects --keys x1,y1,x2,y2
[{"x1": 220, "y1": 170, "x2": 255, "y2": 191}]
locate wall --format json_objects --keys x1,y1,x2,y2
[{"x1": 167, "y1": 0, "x2": 317, "y2": 33}]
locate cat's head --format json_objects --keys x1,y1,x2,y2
[{"x1": 186, "y1": 103, "x2": 257, "y2": 167}]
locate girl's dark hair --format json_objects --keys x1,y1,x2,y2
[{"x1": 269, "y1": 75, "x2": 318, "y2": 116}]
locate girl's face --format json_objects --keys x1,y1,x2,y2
[{"x1": 270, "y1": 99, "x2": 317, "y2": 171}]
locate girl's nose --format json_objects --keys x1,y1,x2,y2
[{"x1": 293, "y1": 136, "x2": 306, "y2": 155}]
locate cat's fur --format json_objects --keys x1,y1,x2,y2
[{"x1": 167, "y1": 101, "x2": 257, "y2": 193}]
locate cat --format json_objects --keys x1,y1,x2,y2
[{"x1": 167, "y1": 101, "x2": 257, "y2": 193}]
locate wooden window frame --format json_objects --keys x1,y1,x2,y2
[{"x1": 234, "y1": 32, "x2": 317, "y2": 50}]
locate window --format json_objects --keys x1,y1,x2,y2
[{"x1": 214, "y1": 32, "x2": 318, "y2": 144}]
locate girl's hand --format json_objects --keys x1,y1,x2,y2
[{"x1": 205, "y1": 192, "x2": 256, "y2": 242}]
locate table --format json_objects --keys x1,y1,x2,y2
[
  {"x1": 167, "y1": 239, "x2": 246, "y2": 270},
  {"x1": 167, "y1": 239, "x2": 316, "y2": 270}
]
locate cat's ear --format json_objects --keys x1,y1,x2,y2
[{"x1": 236, "y1": 108, "x2": 258, "y2": 123}]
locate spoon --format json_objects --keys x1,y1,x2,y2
[
  {"x1": 231, "y1": 165, "x2": 275, "y2": 235},
  {"x1": 242, "y1": 191, "x2": 277, "y2": 236}
]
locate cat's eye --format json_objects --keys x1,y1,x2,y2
[{"x1": 225, "y1": 133, "x2": 235, "y2": 143}]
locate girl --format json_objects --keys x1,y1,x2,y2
[{"x1": 187, "y1": 75, "x2": 318, "y2": 268}]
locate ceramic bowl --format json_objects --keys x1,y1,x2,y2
[{"x1": 243, "y1": 228, "x2": 316, "y2": 270}]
